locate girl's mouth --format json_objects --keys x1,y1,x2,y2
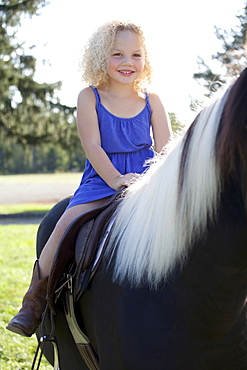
[{"x1": 118, "y1": 70, "x2": 135, "y2": 76}]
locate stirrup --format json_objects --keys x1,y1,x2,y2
[
  {"x1": 31, "y1": 335, "x2": 60, "y2": 370},
  {"x1": 32, "y1": 305, "x2": 60, "y2": 370}
]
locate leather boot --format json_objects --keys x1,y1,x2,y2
[{"x1": 6, "y1": 260, "x2": 48, "y2": 337}]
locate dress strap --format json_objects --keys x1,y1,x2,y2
[
  {"x1": 145, "y1": 92, "x2": 152, "y2": 115},
  {"x1": 90, "y1": 86, "x2": 101, "y2": 108}
]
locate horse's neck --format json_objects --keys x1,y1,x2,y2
[
  {"x1": 108, "y1": 146, "x2": 219, "y2": 287},
  {"x1": 107, "y1": 94, "x2": 230, "y2": 287}
]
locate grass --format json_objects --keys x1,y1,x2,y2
[
  {"x1": 0, "y1": 224, "x2": 52, "y2": 369},
  {"x1": 0, "y1": 173, "x2": 80, "y2": 368},
  {"x1": 0, "y1": 203, "x2": 54, "y2": 215}
]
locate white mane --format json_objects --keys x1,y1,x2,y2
[{"x1": 107, "y1": 89, "x2": 230, "y2": 287}]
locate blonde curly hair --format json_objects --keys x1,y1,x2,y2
[{"x1": 80, "y1": 20, "x2": 153, "y2": 92}]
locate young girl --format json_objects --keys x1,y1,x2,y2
[{"x1": 7, "y1": 20, "x2": 172, "y2": 337}]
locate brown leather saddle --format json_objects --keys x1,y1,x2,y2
[{"x1": 43, "y1": 189, "x2": 124, "y2": 370}]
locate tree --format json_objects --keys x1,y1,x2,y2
[
  {"x1": 168, "y1": 112, "x2": 185, "y2": 137},
  {"x1": 193, "y1": 2, "x2": 247, "y2": 97},
  {"x1": 0, "y1": 0, "x2": 85, "y2": 174},
  {"x1": 0, "y1": 0, "x2": 79, "y2": 147}
]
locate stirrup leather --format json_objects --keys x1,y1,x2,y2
[{"x1": 64, "y1": 275, "x2": 99, "y2": 370}]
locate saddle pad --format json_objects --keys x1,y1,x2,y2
[{"x1": 73, "y1": 208, "x2": 117, "y2": 300}]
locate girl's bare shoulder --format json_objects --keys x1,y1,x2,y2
[
  {"x1": 148, "y1": 92, "x2": 163, "y2": 106},
  {"x1": 77, "y1": 87, "x2": 95, "y2": 104},
  {"x1": 77, "y1": 87, "x2": 98, "y2": 121}
]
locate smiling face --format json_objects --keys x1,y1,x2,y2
[{"x1": 106, "y1": 30, "x2": 145, "y2": 87}]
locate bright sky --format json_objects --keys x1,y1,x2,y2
[{"x1": 18, "y1": 0, "x2": 246, "y2": 123}]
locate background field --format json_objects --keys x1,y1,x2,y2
[
  {"x1": 0, "y1": 224, "x2": 53, "y2": 369},
  {"x1": 0, "y1": 173, "x2": 79, "y2": 369},
  {"x1": 0, "y1": 173, "x2": 81, "y2": 185},
  {"x1": 0, "y1": 172, "x2": 81, "y2": 205}
]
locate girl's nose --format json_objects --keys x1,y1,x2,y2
[{"x1": 121, "y1": 56, "x2": 133, "y2": 66}]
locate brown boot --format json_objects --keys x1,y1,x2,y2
[{"x1": 6, "y1": 260, "x2": 48, "y2": 337}]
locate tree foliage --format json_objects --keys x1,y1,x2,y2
[
  {"x1": 168, "y1": 112, "x2": 185, "y2": 137},
  {"x1": 193, "y1": 2, "x2": 247, "y2": 97},
  {"x1": 0, "y1": 0, "x2": 85, "y2": 174}
]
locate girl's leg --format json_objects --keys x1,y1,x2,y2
[
  {"x1": 6, "y1": 196, "x2": 109, "y2": 337},
  {"x1": 39, "y1": 197, "x2": 109, "y2": 278}
]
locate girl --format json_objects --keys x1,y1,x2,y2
[{"x1": 6, "y1": 20, "x2": 172, "y2": 337}]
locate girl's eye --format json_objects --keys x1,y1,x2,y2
[
  {"x1": 133, "y1": 53, "x2": 141, "y2": 58},
  {"x1": 113, "y1": 53, "x2": 122, "y2": 57}
]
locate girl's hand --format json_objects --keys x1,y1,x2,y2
[{"x1": 113, "y1": 173, "x2": 139, "y2": 190}]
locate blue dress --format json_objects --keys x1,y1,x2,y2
[{"x1": 67, "y1": 86, "x2": 155, "y2": 208}]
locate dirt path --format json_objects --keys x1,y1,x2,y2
[
  {"x1": 0, "y1": 174, "x2": 81, "y2": 223},
  {"x1": 0, "y1": 182, "x2": 78, "y2": 205}
]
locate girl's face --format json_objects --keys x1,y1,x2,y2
[{"x1": 106, "y1": 30, "x2": 145, "y2": 86}]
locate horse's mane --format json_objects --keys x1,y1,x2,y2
[{"x1": 106, "y1": 68, "x2": 247, "y2": 288}]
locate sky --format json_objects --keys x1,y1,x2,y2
[{"x1": 18, "y1": 0, "x2": 246, "y2": 123}]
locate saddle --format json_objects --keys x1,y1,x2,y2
[{"x1": 43, "y1": 189, "x2": 124, "y2": 370}]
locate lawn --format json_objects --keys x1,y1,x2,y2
[
  {"x1": 0, "y1": 223, "x2": 52, "y2": 369},
  {"x1": 0, "y1": 203, "x2": 54, "y2": 215},
  {"x1": 0, "y1": 173, "x2": 79, "y2": 368}
]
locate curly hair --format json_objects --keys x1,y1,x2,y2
[{"x1": 80, "y1": 20, "x2": 153, "y2": 92}]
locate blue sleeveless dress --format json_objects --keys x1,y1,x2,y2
[{"x1": 67, "y1": 86, "x2": 154, "y2": 208}]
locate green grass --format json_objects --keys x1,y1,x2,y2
[
  {"x1": 0, "y1": 173, "x2": 80, "y2": 368},
  {"x1": 0, "y1": 224, "x2": 52, "y2": 369},
  {"x1": 0, "y1": 203, "x2": 54, "y2": 215}
]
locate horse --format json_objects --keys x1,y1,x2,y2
[{"x1": 36, "y1": 67, "x2": 247, "y2": 370}]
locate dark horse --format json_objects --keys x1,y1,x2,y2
[{"x1": 36, "y1": 68, "x2": 247, "y2": 369}]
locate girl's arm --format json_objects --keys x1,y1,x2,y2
[
  {"x1": 149, "y1": 93, "x2": 173, "y2": 153},
  {"x1": 77, "y1": 88, "x2": 137, "y2": 190}
]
